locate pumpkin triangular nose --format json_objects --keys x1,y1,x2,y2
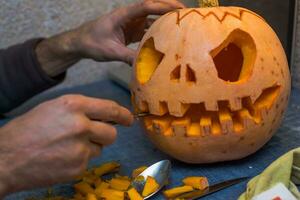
[{"x1": 185, "y1": 64, "x2": 196, "y2": 83}]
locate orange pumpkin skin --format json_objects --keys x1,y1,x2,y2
[{"x1": 131, "y1": 7, "x2": 291, "y2": 163}]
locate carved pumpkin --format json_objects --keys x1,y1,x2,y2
[{"x1": 131, "y1": 2, "x2": 291, "y2": 163}]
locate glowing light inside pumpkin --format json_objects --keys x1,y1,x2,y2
[
  {"x1": 136, "y1": 38, "x2": 164, "y2": 84},
  {"x1": 142, "y1": 85, "x2": 281, "y2": 136}
]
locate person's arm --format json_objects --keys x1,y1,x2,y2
[
  {"x1": 36, "y1": 0, "x2": 186, "y2": 76},
  {"x1": 0, "y1": 0, "x2": 185, "y2": 197},
  {"x1": 0, "y1": 39, "x2": 66, "y2": 114},
  {"x1": 0, "y1": 0, "x2": 184, "y2": 114}
]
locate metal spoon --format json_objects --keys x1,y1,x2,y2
[{"x1": 131, "y1": 160, "x2": 171, "y2": 199}]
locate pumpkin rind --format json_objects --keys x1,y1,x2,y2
[{"x1": 132, "y1": 7, "x2": 291, "y2": 163}]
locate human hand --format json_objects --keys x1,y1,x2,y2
[
  {"x1": 72, "y1": 0, "x2": 185, "y2": 64},
  {"x1": 36, "y1": 0, "x2": 185, "y2": 77},
  {"x1": 0, "y1": 95, "x2": 133, "y2": 197}
]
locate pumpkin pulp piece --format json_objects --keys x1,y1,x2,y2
[
  {"x1": 76, "y1": 170, "x2": 93, "y2": 181},
  {"x1": 86, "y1": 193, "x2": 97, "y2": 200},
  {"x1": 142, "y1": 176, "x2": 160, "y2": 197},
  {"x1": 163, "y1": 185, "x2": 194, "y2": 199},
  {"x1": 73, "y1": 181, "x2": 94, "y2": 195},
  {"x1": 94, "y1": 178, "x2": 102, "y2": 187},
  {"x1": 109, "y1": 178, "x2": 131, "y2": 191},
  {"x1": 95, "y1": 181, "x2": 110, "y2": 197},
  {"x1": 127, "y1": 187, "x2": 144, "y2": 200},
  {"x1": 182, "y1": 177, "x2": 209, "y2": 190},
  {"x1": 74, "y1": 193, "x2": 85, "y2": 200},
  {"x1": 93, "y1": 161, "x2": 120, "y2": 176},
  {"x1": 132, "y1": 166, "x2": 148, "y2": 179},
  {"x1": 100, "y1": 188, "x2": 125, "y2": 200},
  {"x1": 115, "y1": 174, "x2": 131, "y2": 181}
]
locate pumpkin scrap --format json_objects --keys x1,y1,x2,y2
[
  {"x1": 132, "y1": 166, "x2": 148, "y2": 178},
  {"x1": 115, "y1": 174, "x2": 131, "y2": 181},
  {"x1": 182, "y1": 176, "x2": 209, "y2": 190},
  {"x1": 86, "y1": 193, "x2": 97, "y2": 200},
  {"x1": 100, "y1": 188, "x2": 124, "y2": 200},
  {"x1": 94, "y1": 178, "x2": 102, "y2": 188},
  {"x1": 73, "y1": 182, "x2": 94, "y2": 196},
  {"x1": 142, "y1": 176, "x2": 159, "y2": 197},
  {"x1": 73, "y1": 193, "x2": 85, "y2": 200},
  {"x1": 82, "y1": 173, "x2": 100, "y2": 186},
  {"x1": 93, "y1": 161, "x2": 120, "y2": 176},
  {"x1": 163, "y1": 185, "x2": 194, "y2": 199},
  {"x1": 109, "y1": 178, "x2": 131, "y2": 191},
  {"x1": 94, "y1": 182, "x2": 110, "y2": 198},
  {"x1": 127, "y1": 187, "x2": 143, "y2": 200}
]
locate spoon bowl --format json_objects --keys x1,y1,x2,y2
[{"x1": 131, "y1": 160, "x2": 171, "y2": 199}]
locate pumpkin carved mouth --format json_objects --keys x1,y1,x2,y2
[{"x1": 141, "y1": 85, "x2": 280, "y2": 137}]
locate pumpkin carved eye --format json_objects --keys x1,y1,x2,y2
[
  {"x1": 210, "y1": 29, "x2": 256, "y2": 83},
  {"x1": 136, "y1": 38, "x2": 164, "y2": 84}
]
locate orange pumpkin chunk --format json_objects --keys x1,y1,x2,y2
[
  {"x1": 73, "y1": 181, "x2": 94, "y2": 195},
  {"x1": 142, "y1": 176, "x2": 159, "y2": 197},
  {"x1": 73, "y1": 193, "x2": 85, "y2": 200},
  {"x1": 94, "y1": 178, "x2": 102, "y2": 187},
  {"x1": 115, "y1": 174, "x2": 131, "y2": 181},
  {"x1": 95, "y1": 182, "x2": 110, "y2": 198},
  {"x1": 182, "y1": 176, "x2": 209, "y2": 190},
  {"x1": 127, "y1": 187, "x2": 143, "y2": 200},
  {"x1": 163, "y1": 185, "x2": 194, "y2": 199},
  {"x1": 86, "y1": 193, "x2": 97, "y2": 200},
  {"x1": 100, "y1": 188, "x2": 124, "y2": 200},
  {"x1": 93, "y1": 161, "x2": 120, "y2": 176},
  {"x1": 132, "y1": 166, "x2": 148, "y2": 179},
  {"x1": 109, "y1": 178, "x2": 131, "y2": 191}
]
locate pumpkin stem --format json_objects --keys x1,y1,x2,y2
[{"x1": 198, "y1": 0, "x2": 219, "y2": 7}]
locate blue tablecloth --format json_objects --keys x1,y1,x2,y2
[{"x1": 3, "y1": 79, "x2": 300, "y2": 200}]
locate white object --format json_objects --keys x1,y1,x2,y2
[{"x1": 252, "y1": 183, "x2": 297, "y2": 200}]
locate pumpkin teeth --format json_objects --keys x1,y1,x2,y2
[
  {"x1": 141, "y1": 85, "x2": 281, "y2": 136},
  {"x1": 229, "y1": 98, "x2": 243, "y2": 111},
  {"x1": 204, "y1": 101, "x2": 219, "y2": 111},
  {"x1": 167, "y1": 101, "x2": 190, "y2": 117}
]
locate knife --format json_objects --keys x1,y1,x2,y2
[
  {"x1": 174, "y1": 177, "x2": 249, "y2": 200},
  {"x1": 107, "y1": 112, "x2": 150, "y2": 125}
]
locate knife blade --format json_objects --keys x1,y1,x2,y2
[
  {"x1": 107, "y1": 112, "x2": 150, "y2": 125},
  {"x1": 174, "y1": 177, "x2": 249, "y2": 200}
]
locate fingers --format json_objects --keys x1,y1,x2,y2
[
  {"x1": 145, "y1": 18, "x2": 156, "y2": 29},
  {"x1": 115, "y1": 0, "x2": 185, "y2": 21},
  {"x1": 88, "y1": 121, "x2": 117, "y2": 146},
  {"x1": 60, "y1": 95, "x2": 134, "y2": 126},
  {"x1": 110, "y1": 42, "x2": 136, "y2": 65},
  {"x1": 88, "y1": 142, "x2": 102, "y2": 158},
  {"x1": 128, "y1": 18, "x2": 156, "y2": 43}
]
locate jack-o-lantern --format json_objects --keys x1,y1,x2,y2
[{"x1": 131, "y1": 0, "x2": 291, "y2": 163}]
